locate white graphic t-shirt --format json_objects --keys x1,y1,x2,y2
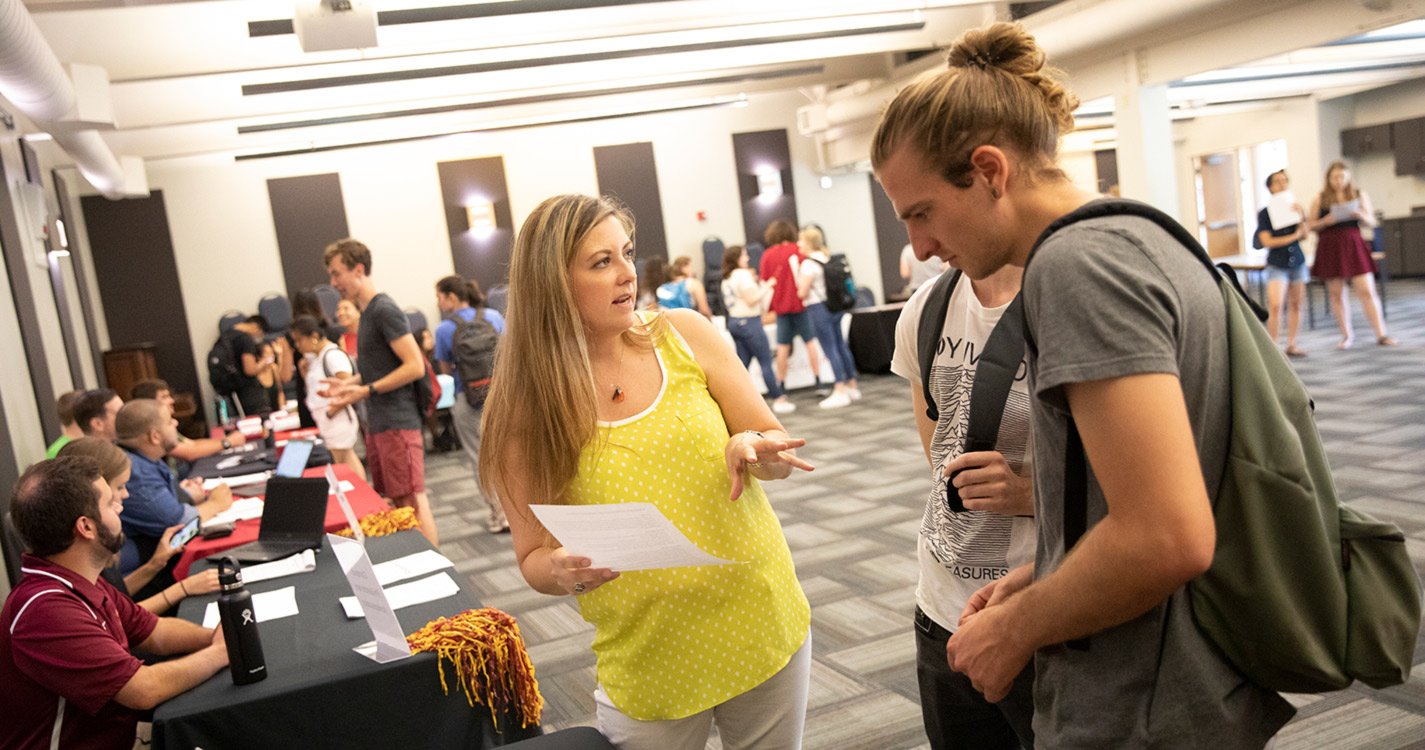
[{"x1": 891, "y1": 275, "x2": 1036, "y2": 633}]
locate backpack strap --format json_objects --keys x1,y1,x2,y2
[{"x1": 918, "y1": 269, "x2": 961, "y2": 422}]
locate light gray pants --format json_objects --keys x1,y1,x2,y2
[
  {"x1": 451, "y1": 393, "x2": 505, "y2": 530},
  {"x1": 594, "y1": 633, "x2": 812, "y2": 750}
]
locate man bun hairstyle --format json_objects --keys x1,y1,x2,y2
[{"x1": 872, "y1": 22, "x2": 1079, "y2": 186}]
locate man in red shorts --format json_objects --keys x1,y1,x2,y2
[{"x1": 322, "y1": 239, "x2": 438, "y2": 546}]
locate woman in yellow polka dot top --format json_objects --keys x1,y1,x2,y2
[{"x1": 480, "y1": 194, "x2": 815, "y2": 750}]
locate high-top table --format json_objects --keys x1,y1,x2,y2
[{"x1": 153, "y1": 530, "x2": 543, "y2": 749}]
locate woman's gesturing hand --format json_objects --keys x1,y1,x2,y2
[{"x1": 725, "y1": 432, "x2": 815, "y2": 501}]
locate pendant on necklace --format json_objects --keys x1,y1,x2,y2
[{"x1": 612, "y1": 386, "x2": 625, "y2": 403}]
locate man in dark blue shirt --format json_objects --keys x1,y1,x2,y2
[{"x1": 114, "y1": 400, "x2": 232, "y2": 587}]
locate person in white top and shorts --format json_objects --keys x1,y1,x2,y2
[{"x1": 290, "y1": 315, "x2": 366, "y2": 481}]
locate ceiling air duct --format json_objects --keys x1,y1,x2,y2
[{"x1": 0, "y1": 0, "x2": 139, "y2": 199}]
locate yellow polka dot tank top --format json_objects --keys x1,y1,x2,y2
[{"x1": 565, "y1": 317, "x2": 810, "y2": 721}]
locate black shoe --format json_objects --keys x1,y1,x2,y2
[{"x1": 813, "y1": 379, "x2": 831, "y2": 397}]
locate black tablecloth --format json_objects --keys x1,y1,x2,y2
[
  {"x1": 186, "y1": 442, "x2": 333, "y2": 480},
  {"x1": 847, "y1": 304, "x2": 905, "y2": 374},
  {"x1": 152, "y1": 531, "x2": 542, "y2": 749}
]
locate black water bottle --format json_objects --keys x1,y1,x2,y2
[{"x1": 216, "y1": 557, "x2": 268, "y2": 685}]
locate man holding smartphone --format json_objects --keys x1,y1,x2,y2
[
  {"x1": 115, "y1": 400, "x2": 233, "y2": 599},
  {"x1": 889, "y1": 259, "x2": 1036, "y2": 750}
]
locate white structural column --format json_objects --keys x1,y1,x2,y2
[{"x1": 1113, "y1": 52, "x2": 1177, "y2": 213}]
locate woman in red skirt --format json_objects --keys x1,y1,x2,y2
[{"x1": 1308, "y1": 161, "x2": 1396, "y2": 348}]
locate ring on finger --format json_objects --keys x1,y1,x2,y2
[{"x1": 573, "y1": 582, "x2": 586, "y2": 594}]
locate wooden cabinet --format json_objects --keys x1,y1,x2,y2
[
  {"x1": 1341, "y1": 124, "x2": 1392, "y2": 156},
  {"x1": 1391, "y1": 118, "x2": 1425, "y2": 176},
  {"x1": 1380, "y1": 217, "x2": 1425, "y2": 277},
  {"x1": 102, "y1": 343, "x2": 158, "y2": 400}
]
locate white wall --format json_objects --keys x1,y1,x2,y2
[
  {"x1": 1341, "y1": 77, "x2": 1425, "y2": 220},
  {"x1": 92, "y1": 91, "x2": 885, "y2": 415}
]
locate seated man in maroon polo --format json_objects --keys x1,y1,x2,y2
[{"x1": 0, "y1": 456, "x2": 229, "y2": 750}]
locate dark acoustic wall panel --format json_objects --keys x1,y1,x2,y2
[
  {"x1": 593, "y1": 142, "x2": 668, "y2": 266},
  {"x1": 437, "y1": 156, "x2": 515, "y2": 294},
  {"x1": 732, "y1": 129, "x2": 798, "y2": 249},
  {"x1": 870, "y1": 175, "x2": 911, "y2": 301},
  {"x1": 268, "y1": 173, "x2": 350, "y2": 300},
  {"x1": 81, "y1": 191, "x2": 201, "y2": 406}
]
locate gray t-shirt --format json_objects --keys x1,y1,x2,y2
[
  {"x1": 358, "y1": 292, "x2": 420, "y2": 433},
  {"x1": 1023, "y1": 210, "x2": 1294, "y2": 749}
]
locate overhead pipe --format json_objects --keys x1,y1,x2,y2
[{"x1": 0, "y1": 0, "x2": 127, "y2": 198}]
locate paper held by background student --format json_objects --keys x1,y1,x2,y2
[
  {"x1": 1330, "y1": 199, "x2": 1361, "y2": 222},
  {"x1": 1266, "y1": 191, "x2": 1303, "y2": 230},
  {"x1": 530, "y1": 502, "x2": 741, "y2": 572}
]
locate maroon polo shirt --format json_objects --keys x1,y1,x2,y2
[
  {"x1": 0, "y1": 554, "x2": 158, "y2": 750},
  {"x1": 758, "y1": 241, "x2": 806, "y2": 314}
]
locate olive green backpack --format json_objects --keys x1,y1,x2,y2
[{"x1": 1037, "y1": 199, "x2": 1422, "y2": 692}]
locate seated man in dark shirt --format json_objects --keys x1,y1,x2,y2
[{"x1": 0, "y1": 456, "x2": 228, "y2": 750}]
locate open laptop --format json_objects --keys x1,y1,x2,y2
[
  {"x1": 213, "y1": 477, "x2": 329, "y2": 563},
  {"x1": 231, "y1": 439, "x2": 314, "y2": 497}
]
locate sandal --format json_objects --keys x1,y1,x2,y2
[
  {"x1": 1337, "y1": 337, "x2": 1354, "y2": 350},
  {"x1": 1286, "y1": 347, "x2": 1308, "y2": 358},
  {"x1": 1377, "y1": 336, "x2": 1398, "y2": 347}
]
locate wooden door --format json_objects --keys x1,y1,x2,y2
[{"x1": 1198, "y1": 152, "x2": 1242, "y2": 258}]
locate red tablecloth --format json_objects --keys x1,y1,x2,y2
[{"x1": 174, "y1": 464, "x2": 388, "y2": 578}]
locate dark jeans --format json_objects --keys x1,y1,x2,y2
[
  {"x1": 807, "y1": 302, "x2": 857, "y2": 384},
  {"x1": 915, "y1": 607, "x2": 1035, "y2": 750},
  {"x1": 727, "y1": 315, "x2": 785, "y2": 399}
]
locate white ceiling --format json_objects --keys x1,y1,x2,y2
[{"x1": 10, "y1": 0, "x2": 1425, "y2": 165}]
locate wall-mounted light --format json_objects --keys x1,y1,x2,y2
[
  {"x1": 820, "y1": 176, "x2": 833, "y2": 189},
  {"x1": 55, "y1": 218, "x2": 69, "y2": 249},
  {"x1": 757, "y1": 169, "x2": 783, "y2": 202},
  {"x1": 466, "y1": 201, "x2": 496, "y2": 237}
]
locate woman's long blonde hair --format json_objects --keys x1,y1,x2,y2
[
  {"x1": 1318, "y1": 160, "x2": 1360, "y2": 211},
  {"x1": 479, "y1": 194, "x2": 668, "y2": 509}
]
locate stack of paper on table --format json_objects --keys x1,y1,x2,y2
[
  {"x1": 339, "y1": 572, "x2": 460, "y2": 619},
  {"x1": 202, "y1": 586, "x2": 299, "y2": 628}
]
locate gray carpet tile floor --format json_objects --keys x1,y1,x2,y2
[{"x1": 424, "y1": 279, "x2": 1425, "y2": 750}]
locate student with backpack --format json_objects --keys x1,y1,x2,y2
[
  {"x1": 796, "y1": 226, "x2": 860, "y2": 409},
  {"x1": 321, "y1": 239, "x2": 438, "y2": 546},
  {"x1": 873, "y1": 22, "x2": 1322, "y2": 748},
  {"x1": 891, "y1": 256, "x2": 1035, "y2": 748},
  {"x1": 434, "y1": 274, "x2": 508, "y2": 533},
  {"x1": 291, "y1": 315, "x2": 366, "y2": 482}
]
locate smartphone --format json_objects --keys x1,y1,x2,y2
[{"x1": 170, "y1": 517, "x2": 201, "y2": 550}]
